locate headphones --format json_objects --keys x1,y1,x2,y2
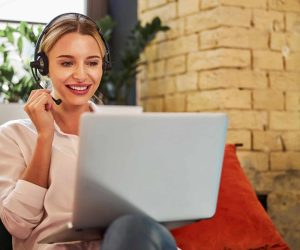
[{"x1": 30, "y1": 12, "x2": 112, "y2": 105}]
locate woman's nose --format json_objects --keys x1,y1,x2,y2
[{"x1": 73, "y1": 64, "x2": 87, "y2": 81}]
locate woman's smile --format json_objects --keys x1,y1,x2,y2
[{"x1": 66, "y1": 84, "x2": 92, "y2": 95}]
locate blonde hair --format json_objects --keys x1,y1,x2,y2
[{"x1": 40, "y1": 13, "x2": 106, "y2": 58}]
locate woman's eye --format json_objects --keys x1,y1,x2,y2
[
  {"x1": 87, "y1": 61, "x2": 99, "y2": 67},
  {"x1": 61, "y1": 61, "x2": 73, "y2": 67}
]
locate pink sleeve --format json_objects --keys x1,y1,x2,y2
[
  {"x1": 1, "y1": 180, "x2": 47, "y2": 239},
  {"x1": 0, "y1": 124, "x2": 47, "y2": 239}
]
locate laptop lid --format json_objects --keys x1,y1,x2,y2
[{"x1": 72, "y1": 112, "x2": 228, "y2": 230}]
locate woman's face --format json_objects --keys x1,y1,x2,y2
[{"x1": 47, "y1": 32, "x2": 103, "y2": 107}]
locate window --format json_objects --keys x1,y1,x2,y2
[{"x1": 0, "y1": 0, "x2": 86, "y2": 23}]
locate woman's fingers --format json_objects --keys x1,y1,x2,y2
[
  {"x1": 25, "y1": 89, "x2": 53, "y2": 113},
  {"x1": 26, "y1": 89, "x2": 51, "y2": 103},
  {"x1": 27, "y1": 93, "x2": 53, "y2": 113},
  {"x1": 24, "y1": 89, "x2": 55, "y2": 135}
]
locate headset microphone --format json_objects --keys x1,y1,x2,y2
[{"x1": 52, "y1": 97, "x2": 62, "y2": 105}]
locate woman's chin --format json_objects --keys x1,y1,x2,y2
[{"x1": 59, "y1": 97, "x2": 91, "y2": 108}]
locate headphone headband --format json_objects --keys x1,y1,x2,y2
[{"x1": 30, "y1": 12, "x2": 111, "y2": 83}]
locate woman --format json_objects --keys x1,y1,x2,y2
[{"x1": 0, "y1": 13, "x2": 178, "y2": 250}]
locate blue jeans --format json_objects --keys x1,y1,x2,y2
[{"x1": 100, "y1": 215, "x2": 178, "y2": 250}]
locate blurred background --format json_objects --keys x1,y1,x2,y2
[{"x1": 0, "y1": 0, "x2": 299, "y2": 248}]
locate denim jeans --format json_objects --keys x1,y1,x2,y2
[{"x1": 100, "y1": 214, "x2": 178, "y2": 250}]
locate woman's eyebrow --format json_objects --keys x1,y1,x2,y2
[
  {"x1": 56, "y1": 55, "x2": 73, "y2": 59},
  {"x1": 86, "y1": 55, "x2": 101, "y2": 59},
  {"x1": 56, "y1": 55, "x2": 101, "y2": 59}
]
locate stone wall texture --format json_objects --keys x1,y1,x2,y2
[{"x1": 137, "y1": 0, "x2": 300, "y2": 248}]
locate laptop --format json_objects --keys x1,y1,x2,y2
[{"x1": 39, "y1": 111, "x2": 228, "y2": 244}]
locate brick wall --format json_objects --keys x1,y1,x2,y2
[{"x1": 137, "y1": 0, "x2": 300, "y2": 248}]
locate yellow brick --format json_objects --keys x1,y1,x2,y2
[
  {"x1": 144, "y1": 98, "x2": 164, "y2": 112},
  {"x1": 286, "y1": 12, "x2": 300, "y2": 32},
  {"x1": 157, "y1": 40, "x2": 173, "y2": 58},
  {"x1": 271, "y1": 152, "x2": 300, "y2": 171},
  {"x1": 237, "y1": 151, "x2": 269, "y2": 172},
  {"x1": 226, "y1": 130, "x2": 251, "y2": 150},
  {"x1": 285, "y1": 52, "x2": 300, "y2": 71},
  {"x1": 271, "y1": 32, "x2": 300, "y2": 52},
  {"x1": 166, "y1": 55, "x2": 186, "y2": 75},
  {"x1": 269, "y1": 0, "x2": 300, "y2": 12},
  {"x1": 253, "y1": 171, "x2": 286, "y2": 193},
  {"x1": 165, "y1": 94, "x2": 186, "y2": 112},
  {"x1": 147, "y1": 61, "x2": 166, "y2": 78},
  {"x1": 253, "y1": 90, "x2": 284, "y2": 110},
  {"x1": 140, "y1": 83, "x2": 147, "y2": 99},
  {"x1": 253, "y1": 131, "x2": 283, "y2": 151},
  {"x1": 136, "y1": 67, "x2": 147, "y2": 99},
  {"x1": 282, "y1": 132, "x2": 300, "y2": 150},
  {"x1": 158, "y1": 35, "x2": 199, "y2": 59},
  {"x1": 144, "y1": 44, "x2": 158, "y2": 61},
  {"x1": 199, "y1": 69, "x2": 268, "y2": 90},
  {"x1": 178, "y1": 0, "x2": 200, "y2": 16},
  {"x1": 186, "y1": 6, "x2": 251, "y2": 34},
  {"x1": 140, "y1": 2, "x2": 177, "y2": 24},
  {"x1": 186, "y1": 8, "x2": 219, "y2": 33},
  {"x1": 143, "y1": 77, "x2": 176, "y2": 97},
  {"x1": 152, "y1": 31, "x2": 167, "y2": 44},
  {"x1": 187, "y1": 90, "x2": 220, "y2": 111},
  {"x1": 188, "y1": 48, "x2": 251, "y2": 71},
  {"x1": 285, "y1": 33, "x2": 300, "y2": 52},
  {"x1": 165, "y1": 18, "x2": 185, "y2": 39},
  {"x1": 221, "y1": 89, "x2": 251, "y2": 109},
  {"x1": 200, "y1": 27, "x2": 268, "y2": 49},
  {"x1": 270, "y1": 111, "x2": 300, "y2": 130},
  {"x1": 187, "y1": 89, "x2": 251, "y2": 111},
  {"x1": 286, "y1": 92, "x2": 300, "y2": 111},
  {"x1": 220, "y1": 0, "x2": 267, "y2": 8},
  {"x1": 253, "y1": 50, "x2": 283, "y2": 70},
  {"x1": 201, "y1": 0, "x2": 219, "y2": 9},
  {"x1": 227, "y1": 110, "x2": 268, "y2": 130},
  {"x1": 270, "y1": 32, "x2": 286, "y2": 51},
  {"x1": 147, "y1": 0, "x2": 167, "y2": 8},
  {"x1": 219, "y1": 6, "x2": 251, "y2": 27},
  {"x1": 253, "y1": 9, "x2": 284, "y2": 31},
  {"x1": 138, "y1": 0, "x2": 148, "y2": 13},
  {"x1": 269, "y1": 72, "x2": 300, "y2": 91},
  {"x1": 176, "y1": 72, "x2": 198, "y2": 92}
]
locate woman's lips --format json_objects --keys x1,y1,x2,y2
[{"x1": 66, "y1": 84, "x2": 91, "y2": 95}]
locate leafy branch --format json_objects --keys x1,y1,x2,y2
[
  {"x1": 98, "y1": 17, "x2": 169, "y2": 105},
  {"x1": 0, "y1": 22, "x2": 42, "y2": 103}
]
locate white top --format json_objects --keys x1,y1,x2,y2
[{"x1": 0, "y1": 115, "x2": 100, "y2": 250}]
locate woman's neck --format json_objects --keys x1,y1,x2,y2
[{"x1": 52, "y1": 103, "x2": 91, "y2": 135}]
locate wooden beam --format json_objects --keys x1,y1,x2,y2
[{"x1": 86, "y1": 0, "x2": 108, "y2": 21}]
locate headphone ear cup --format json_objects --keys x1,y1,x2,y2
[{"x1": 36, "y1": 52, "x2": 49, "y2": 76}]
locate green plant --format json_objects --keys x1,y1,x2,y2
[
  {"x1": 0, "y1": 22, "x2": 42, "y2": 103},
  {"x1": 0, "y1": 16, "x2": 169, "y2": 105},
  {"x1": 99, "y1": 17, "x2": 169, "y2": 105}
]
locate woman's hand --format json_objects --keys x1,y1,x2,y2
[{"x1": 24, "y1": 89, "x2": 55, "y2": 138}]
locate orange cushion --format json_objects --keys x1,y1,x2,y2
[{"x1": 171, "y1": 144, "x2": 289, "y2": 250}]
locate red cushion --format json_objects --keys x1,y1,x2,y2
[{"x1": 171, "y1": 144, "x2": 289, "y2": 250}]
